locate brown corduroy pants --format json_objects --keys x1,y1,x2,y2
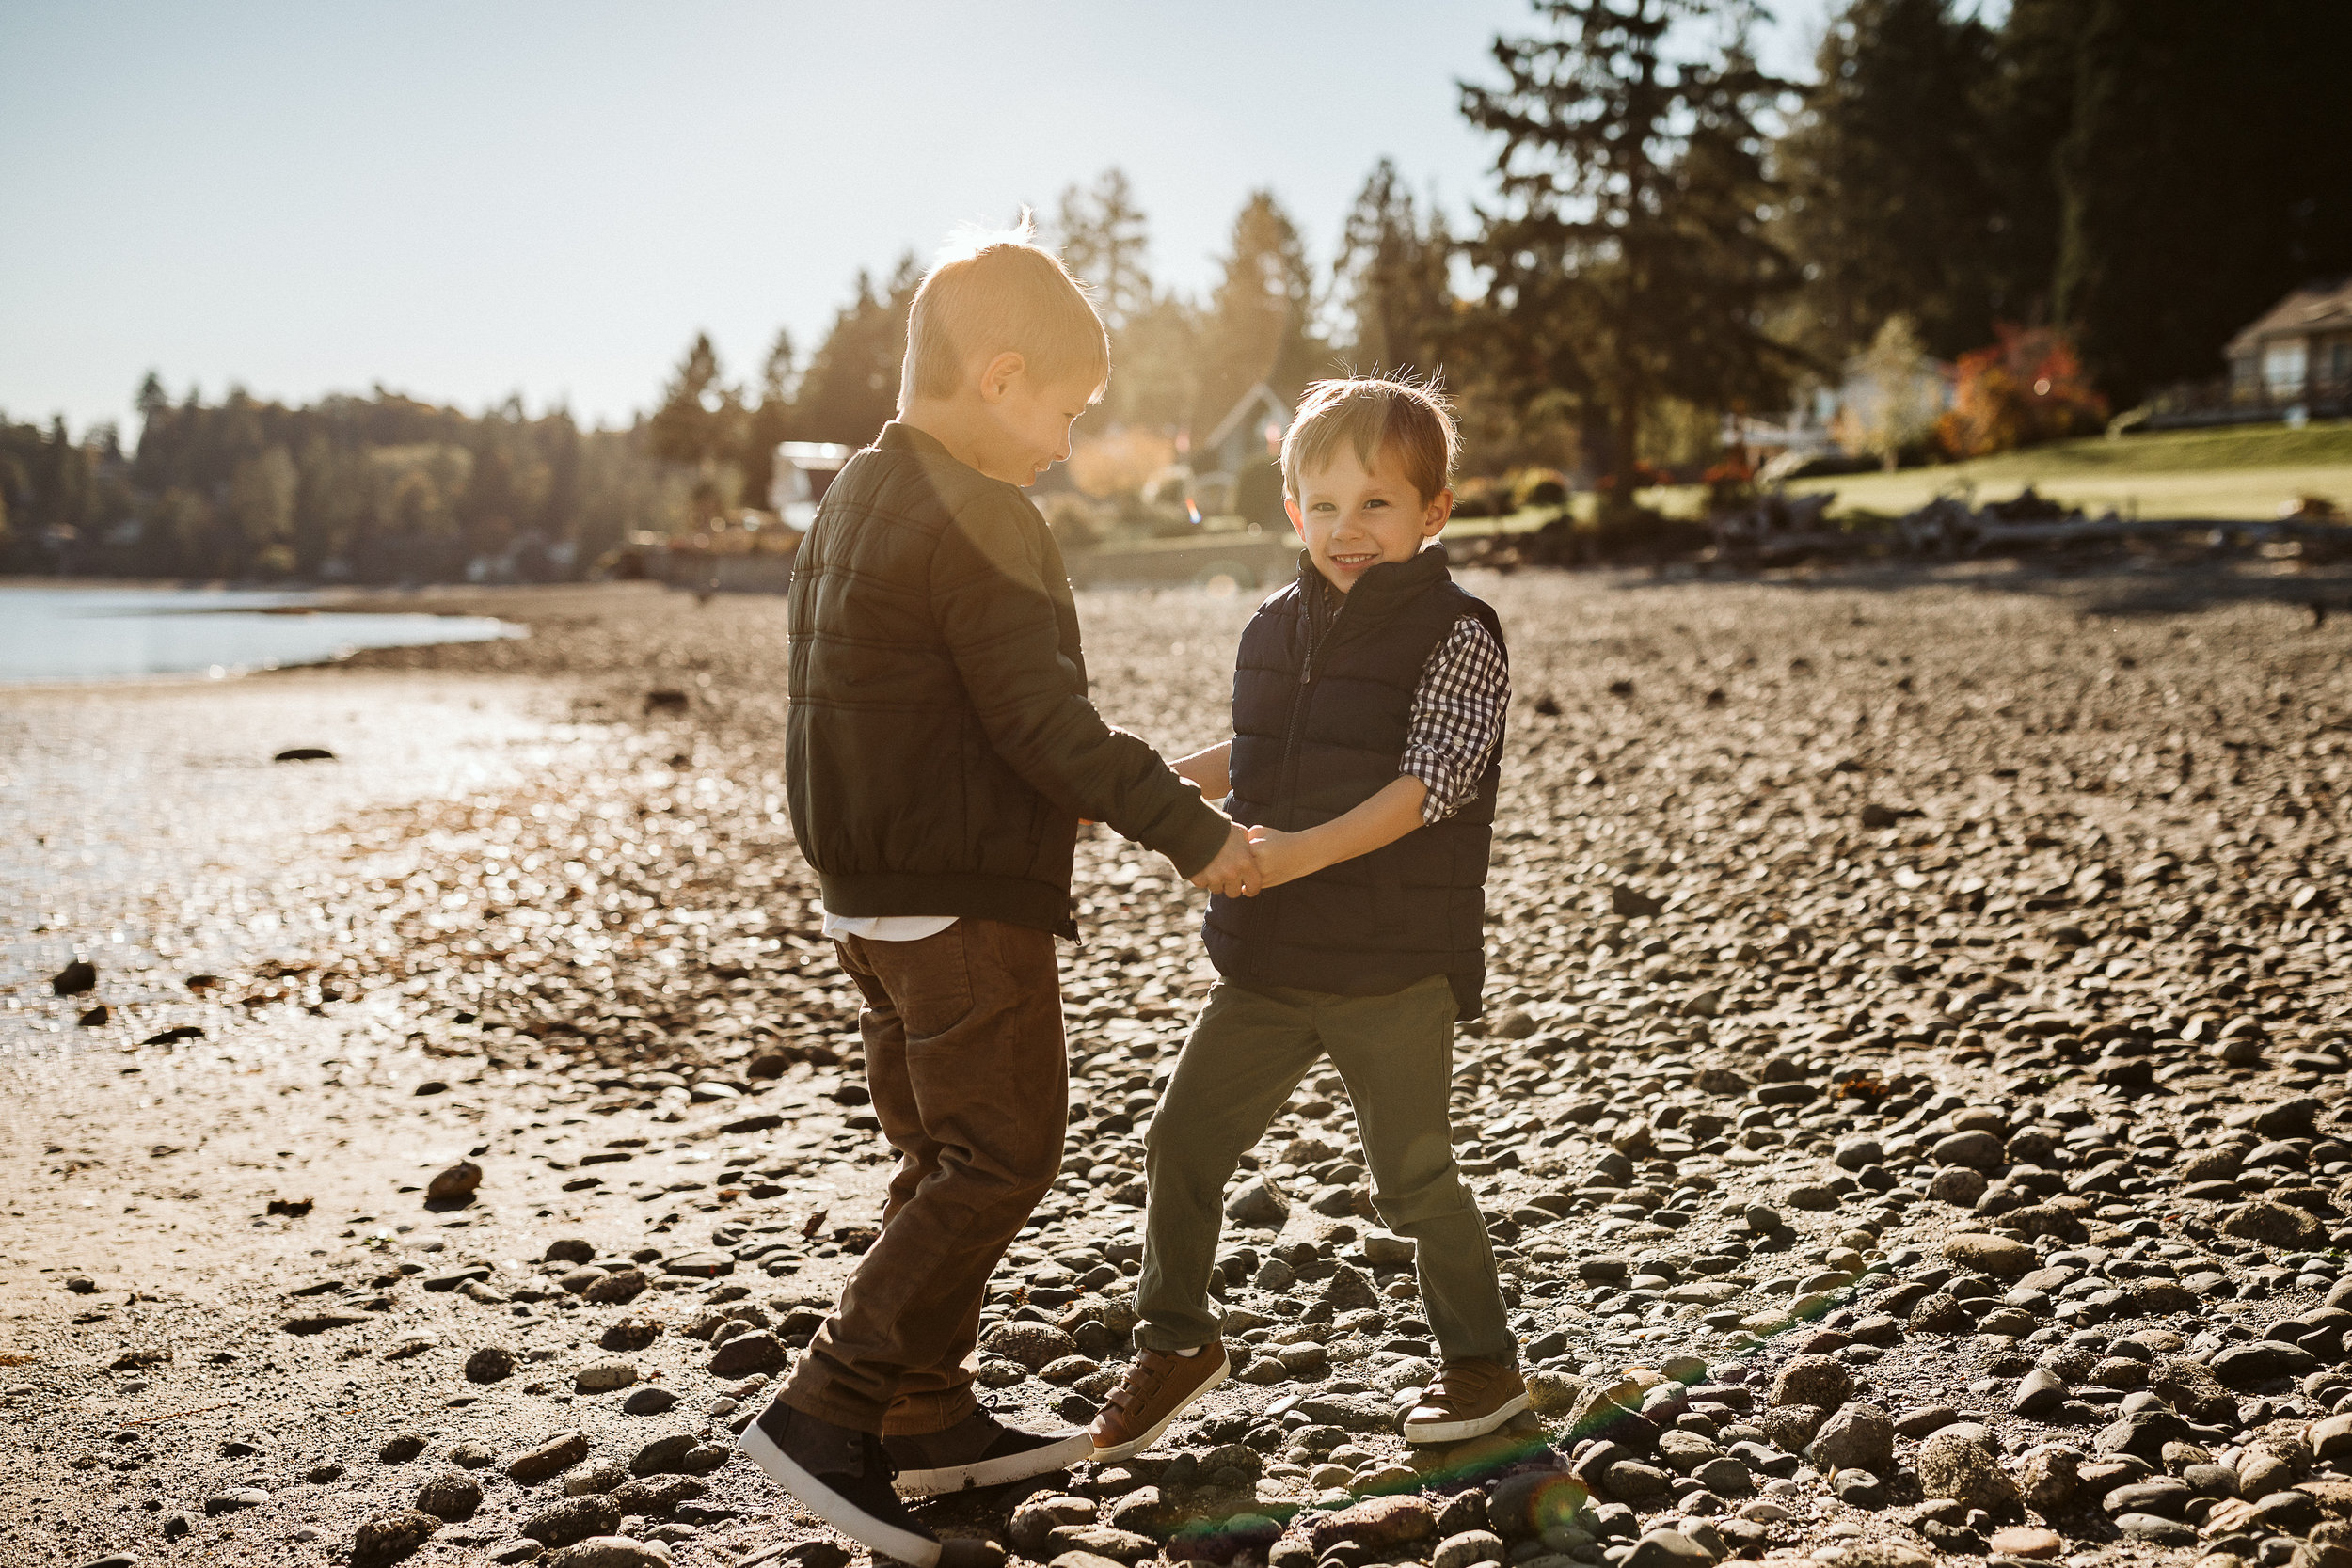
[{"x1": 777, "y1": 917, "x2": 1067, "y2": 1434}]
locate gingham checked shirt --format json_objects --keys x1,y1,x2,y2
[
  {"x1": 1302, "y1": 570, "x2": 1510, "y2": 825},
  {"x1": 1400, "y1": 615, "x2": 1511, "y2": 823}
]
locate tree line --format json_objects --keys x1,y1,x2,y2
[{"x1": 8, "y1": 0, "x2": 2344, "y2": 576}]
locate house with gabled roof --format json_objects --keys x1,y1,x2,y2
[{"x1": 2225, "y1": 276, "x2": 2352, "y2": 410}]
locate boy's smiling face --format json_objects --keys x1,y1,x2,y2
[{"x1": 1286, "y1": 440, "x2": 1454, "y2": 594}]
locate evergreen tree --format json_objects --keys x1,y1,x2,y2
[
  {"x1": 1057, "y1": 168, "x2": 1153, "y2": 332},
  {"x1": 795, "y1": 258, "x2": 917, "y2": 447},
  {"x1": 1460, "y1": 0, "x2": 1799, "y2": 515},
  {"x1": 1974, "y1": 0, "x2": 2090, "y2": 330},
  {"x1": 1336, "y1": 160, "x2": 1458, "y2": 377},
  {"x1": 2054, "y1": 0, "x2": 2352, "y2": 405},
  {"x1": 1197, "y1": 190, "x2": 1323, "y2": 433},
  {"x1": 646, "y1": 333, "x2": 743, "y2": 469},
  {"x1": 739, "y1": 327, "x2": 797, "y2": 509},
  {"x1": 1773, "y1": 0, "x2": 2003, "y2": 362},
  {"x1": 1107, "y1": 293, "x2": 1202, "y2": 435}
]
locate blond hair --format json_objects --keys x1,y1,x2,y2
[
  {"x1": 900, "y1": 215, "x2": 1111, "y2": 405},
  {"x1": 1280, "y1": 375, "x2": 1458, "y2": 504}
]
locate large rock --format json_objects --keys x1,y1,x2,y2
[
  {"x1": 1942, "y1": 1234, "x2": 2036, "y2": 1276},
  {"x1": 1012, "y1": 1496, "x2": 1100, "y2": 1555},
  {"x1": 2015, "y1": 1445, "x2": 2082, "y2": 1512},
  {"x1": 1323, "y1": 1265, "x2": 1380, "y2": 1312},
  {"x1": 465, "y1": 1346, "x2": 518, "y2": 1384},
  {"x1": 522, "y1": 1496, "x2": 623, "y2": 1548},
  {"x1": 1760, "y1": 1403, "x2": 1828, "y2": 1451},
  {"x1": 427, "y1": 1162, "x2": 482, "y2": 1202},
  {"x1": 1918, "y1": 1430, "x2": 2021, "y2": 1513},
  {"x1": 507, "y1": 1431, "x2": 593, "y2": 1482},
  {"x1": 2214, "y1": 1340, "x2": 2320, "y2": 1389},
  {"x1": 1622, "y1": 1531, "x2": 1712, "y2": 1568},
  {"x1": 352, "y1": 1510, "x2": 441, "y2": 1568},
  {"x1": 2150, "y1": 1356, "x2": 2236, "y2": 1421},
  {"x1": 1770, "y1": 1354, "x2": 1856, "y2": 1410},
  {"x1": 981, "y1": 1323, "x2": 1078, "y2": 1371},
  {"x1": 413, "y1": 1472, "x2": 483, "y2": 1521},
  {"x1": 546, "y1": 1541, "x2": 672, "y2": 1568},
  {"x1": 1431, "y1": 1530, "x2": 1505, "y2": 1568},
  {"x1": 1306, "y1": 1496, "x2": 1438, "y2": 1554},
  {"x1": 1527, "y1": 1370, "x2": 1582, "y2": 1416},
  {"x1": 2095, "y1": 1408, "x2": 2193, "y2": 1463},
  {"x1": 1927, "y1": 1167, "x2": 1989, "y2": 1206},
  {"x1": 1933, "y1": 1130, "x2": 2006, "y2": 1170},
  {"x1": 1225, "y1": 1176, "x2": 1288, "y2": 1228},
  {"x1": 1809, "y1": 1402, "x2": 1895, "y2": 1473},
  {"x1": 580, "y1": 1269, "x2": 646, "y2": 1307},
  {"x1": 1486, "y1": 1469, "x2": 1589, "y2": 1537},
  {"x1": 708, "y1": 1330, "x2": 787, "y2": 1376},
  {"x1": 2222, "y1": 1201, "x2": 2325, "y2": 1250}
]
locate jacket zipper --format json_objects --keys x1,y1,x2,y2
[{"x1": 1277, "y1": 577, "x2": 1351, "y2": 828}]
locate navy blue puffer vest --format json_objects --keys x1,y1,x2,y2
[{"x1": 1201, "y1": 546, "x2": 1504, "y2": 1018}]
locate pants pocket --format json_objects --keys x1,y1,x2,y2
[{"x1": 868, "y1": 922, "x2": 976, "y2": 1039}]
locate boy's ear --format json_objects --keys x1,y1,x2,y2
[
  {"x1": 1422, "y1": 488, "x2": 1455, "y2": 538},
  {"x1": 1285, "y1": 496, "x2": 1305, "y2": 540},
  {"x1": 977, "y1": 350, "x2": 1025, "y2": 404}
]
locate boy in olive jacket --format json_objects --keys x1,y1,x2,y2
[{"x1": 741, "y1": 226, "x2": 1260, "y2": 1568}]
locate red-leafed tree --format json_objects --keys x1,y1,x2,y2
[{"x1": 1936, "y1": 325, "x2": 2107, "y2": 458}]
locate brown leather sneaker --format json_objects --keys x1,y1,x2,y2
[
  {"x1": 1401, "y1": 1359, "x2": 1530, "y2": 1444},
  {"x1": 1087, "y1": 1341, "x2": 1231, "y2": 1461}
]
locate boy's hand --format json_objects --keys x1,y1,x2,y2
[
  {"x1": 1187, "y1": 824, "x2": 1263, "y2": 898},
  {"x1": 1245, "y1": 824, "x2": 1318, "y2": 888}
]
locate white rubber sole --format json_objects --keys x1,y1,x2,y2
[
  {"x1": 893, "y1": 1428, "x2": 1094, "y2": 1497},
  {"x1": 1401, "y1": 1388, "x2": 1532, "y2": 1445},
  {"x1": 739, "y1": 1419, "x2": 941, "y2": 1568},
  {"x1": 1089, "y1": 1351, "x2": 1232, "y2": 1462}
]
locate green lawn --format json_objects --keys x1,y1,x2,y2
[
  {"x1": 1784, "y1": 420, "x2": 2352, "y2": 520},
  {"x1": 1442, "y1": 420, "x2": 2352, "y2": 531}
]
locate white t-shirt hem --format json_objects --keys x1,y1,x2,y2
[{"x1": 819, "y1": 910, "x2": 959, "y2": 942}]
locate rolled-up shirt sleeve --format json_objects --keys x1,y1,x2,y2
[{"x1": 1399, "y1": 617, "x2": 1509, "y2": 824}]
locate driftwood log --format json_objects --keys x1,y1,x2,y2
[{"x1": 1713, "y1": 485, "x2": 2352, "y2": 565}]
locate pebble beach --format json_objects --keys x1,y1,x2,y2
[{"x1": 7, "y1": 560, "x2": 2352, "y2": 1568}]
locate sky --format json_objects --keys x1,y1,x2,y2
[{"x1": 2, "y1": 0, "x2": 1849, "y2": 438}]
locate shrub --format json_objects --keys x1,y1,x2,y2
[
  {"x1": 1937, "y1": 326, "x2": 2107, "y2": 458},
  {"x1": 1511, "y1": 468, "x2": 1570, "y2": 509}
]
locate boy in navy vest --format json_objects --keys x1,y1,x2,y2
[{"x1": 1089, "y1": 377, "x2": 1525, "y2": 1459}]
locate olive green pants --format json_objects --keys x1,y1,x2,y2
[{"x1": 1135, "y1": 974, "x2": 1514, "y2": 1364}]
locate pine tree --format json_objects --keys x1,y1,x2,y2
[
  {"x1": 794, "y1": 258, "x2": 919, "y2": 448},
  {"x1": 2054, "y1": 0, "x2": 2352, "y2": 405},
  {"x1": 1197, "y1": 190, "x2": 1323, "y2": 433},
  {"x1": 1773, "y1": 0, "x2": 2003, "y2": 362},
  {"x1": 739, "y1": 328, "x2": 797, "y2": 510},
  {"x1": 1460, "y1": 0, "x2": 1799, "y2": 517},
  {"x1": 1057, "y1": 168, "x2": 1153, "y2": 332},
  {"x1": 1974, "y1": 0, "x2": 2090, "y2": 330},
  {"x1": 646, "y1": 333, "x2": 742, "y2": 470},
  {"x1": 1336, "y1": 160, "x2": 1457, "y2": 378}
]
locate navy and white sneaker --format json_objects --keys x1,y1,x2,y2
[{"x1": 885, "y1": 1402, "x2": 1092, "y2": 1497}]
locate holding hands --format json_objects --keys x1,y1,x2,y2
[
  {"x1": 1243, "y1": 824, "x2": 1311, "y2": 889},
  {"x1": 1188, "y1": 823, "x2": 1263, "y2": 898}
]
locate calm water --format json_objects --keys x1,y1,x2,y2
[{"x1": 0, "y1": 587, "x2": 524, "y2": 683}]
